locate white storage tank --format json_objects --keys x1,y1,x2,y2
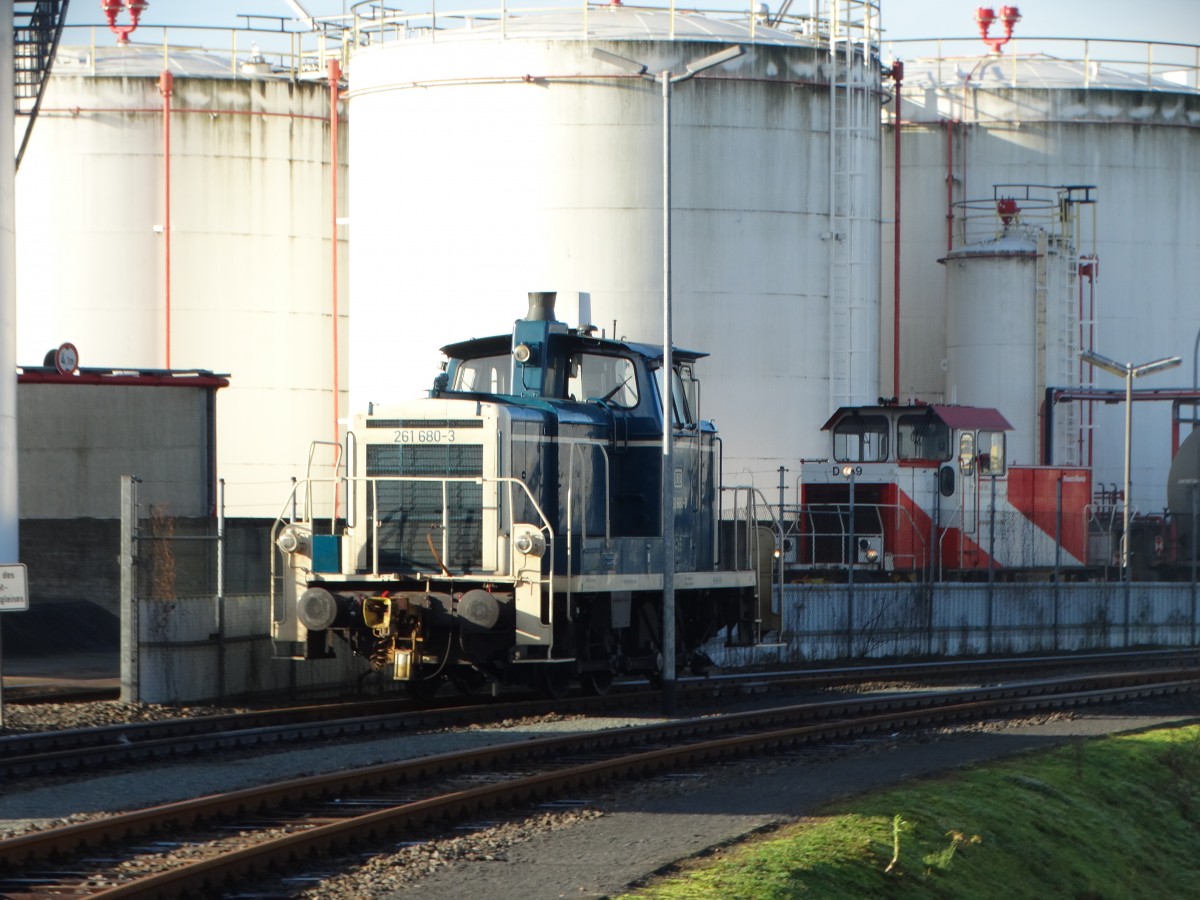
[
  {"x1": 14, "y1": 40, "x2": 347, "y2": 517},
  {"x1": 1, "y1": 2, "x2": 16, "y2": 562},
  {"x1": 884, "y1": 44, "x2": 1200, "y2": 514},
  {"x1": 346, "y1": 5, "x2": 884, "y2": 491},
  {"x1": 943, "y1": 219, "x2": 1079, "y2": 467}
]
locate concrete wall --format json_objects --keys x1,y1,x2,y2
[
  {"x1": 131, "y1": 581, "x2": 1200, "y2": 705},
  {"x1": 18, "y1": 380, "x2": 216, "y2": 519},
  {"x1": 135, "y1": 593, "x2": 378, "y2": 704}
]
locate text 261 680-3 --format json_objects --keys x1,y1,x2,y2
[{"x1": 393, "y1": 429, "x2": 456, "y2": 444}]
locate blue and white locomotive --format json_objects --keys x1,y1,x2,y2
[{"x1": 271, "y1": 292, "x2": 761, "y2": 696}]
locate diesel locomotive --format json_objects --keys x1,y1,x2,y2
[
  {"x1": 271, "y1": 292, "x2": 762, "y2": 696},
  {"x1": 792, "y1": 403, "x2": 1094, "y2": 579}
]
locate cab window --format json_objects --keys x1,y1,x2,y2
[
  {"x1": 452, "y1": 354, "x2": 510, "y2": 393},
  {"x1": 568, "y1": 353, "x2": 639, "y2": 409},
  {"x1": 653, "y1": 365, "x2": 698, "y2": 427},
  {"x1": 897, "y1": 414, "x2": 951, "y2": 461},
  {"x1": 833, "y1": 415, "x2": 889, "y2": 462},
  {"x1": 978, "y1": 430, "x2": 1007, "y2": 475}
]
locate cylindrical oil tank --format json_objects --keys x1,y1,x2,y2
[
  {"x1": 943, "y1": 228, "x2": 1077, "y2": 466},
  {"x1": 15, "y1": 42, "x2": 347, "y2": 516},
  {"x1": 1, "y1": 3, "x2": 16, "y2": 561},
  {"x1": 346, "y1": 7, "x2": 883, "y2": 490},
  {"x1": 883, "y1": 46, "x2": 1200, "y2": 514}
]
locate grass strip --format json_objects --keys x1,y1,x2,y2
[{"x1": 619, "y1": 724, "x2": 1200, "y2": 899}]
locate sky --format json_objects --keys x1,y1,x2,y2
[{"x1": 66, "y1": 0, "x2": 1200, "y2": 46}]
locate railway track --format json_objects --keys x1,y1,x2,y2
[
  {"x1": 1, "y1": 649, "x2": 1194, "y2": 782},
  {"x1": 0, "y1": 666, "x2": 1195, "y2": 897}
]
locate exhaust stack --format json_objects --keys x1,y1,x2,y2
[{"x1": 526, "y1": 291, "x2": 558, "y2": 322}]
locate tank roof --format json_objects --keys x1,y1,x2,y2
[
  {"x1": 942, "y1": 231, "x2": 1040, "y2": 259},
  {"x1": 903, "y1": 53, "x2": 1198, "y2": 93},
  {"x1": 362, "y1": 7, "x2": 823, "y2": 48},
  {"x1": 50, "y1": 43, "x2": 291, "y2": 79}
]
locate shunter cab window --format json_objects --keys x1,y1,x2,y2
[
  {"x1": 832, "y1": 415, "x2": 889, "y2": 463},
  {"x1": 568, "y1": 354, "x2": 639, "y2": 409},
  {"x1": 977, "y1": 430, "x2": 1007, "y2": 475},
  {"x1": 453, "y1": 354, "x2": 511, "y2": 394},
  {"x1": 653, "y1": 364, "x2": 696, "y2": 427},
  {"x1": 897, "y1": 414, "x2": 951, "y2": 462}
]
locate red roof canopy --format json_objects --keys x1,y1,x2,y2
[{"x1": 821, "y1": 404, "x2": 1013, "y2": 431}]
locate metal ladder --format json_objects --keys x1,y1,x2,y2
[
  {"x1": 826, "y1": 1, "x2": 880, "y2": 411},
  {"x1": 13, "y1": 0, "x2": 71, "y2": 170}
]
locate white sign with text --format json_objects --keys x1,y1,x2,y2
[{"x1": 0, "y1": 565, "x2": 29, "y2": 612}]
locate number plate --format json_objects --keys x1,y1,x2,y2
[{"x1": 394, "y1": 428, "x2": 457, "y2": 444}]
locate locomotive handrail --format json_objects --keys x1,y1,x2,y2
[
  {"x1": 936, "y1": 507, "x2": 966, "y2": 577},
  {"x1": 796, "y1": 501, "x2": 884, "y2": 568},
  {"x1": 303, "y1": 440, "x2": 343, "y2": 532},
  {"x1": 794, "y1": 501, "x2": 926, "y2": 573},
  {"x1": 273, "y1": 472, "x2": 554, "y2": 579},
  {"x1": 351, "y1": 474, "x2": 555, "y2": 583}
]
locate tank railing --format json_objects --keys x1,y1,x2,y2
[
  {"x1": 885, "y1": 37, "x2": 1199, "y2": 93},
  {"x1": 950, "y1": 184, "x2": 1095, "y2": 250},
  {"x1": 57, "y1": 23, "x2": 348, "y2": 80},
  {"x1": 347, "y1": 1, "x2": 880, "y2": 48}
]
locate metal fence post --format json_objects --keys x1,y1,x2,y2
[
  {"x1": 986, "y1": 475, "x2": 996, "y2": 654},
  {"x1": 119, "y1": 475, "x2": 141, "y2": 703},
  {"x1": 216, "y1": 478, "x2": 226, "y2": 701}
]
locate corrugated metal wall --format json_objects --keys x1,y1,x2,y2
[{"x1": 720, "y1": 582, "x2": 1198, "y2": 666}]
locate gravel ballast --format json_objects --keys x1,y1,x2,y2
[{"x1": 2, "y1": 693, "x2": 1197, "y2": 897}]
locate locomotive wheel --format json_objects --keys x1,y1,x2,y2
[
  {"x1": 452, "y1": 670, "x2": 489, "y2": 697},
  {"x1": 405, "y1": 676, "x2": 445, "y2": 701},
  {"x1": 580, "y1": 670, "x2": 613, "y2": 696},
  {"x1": 535, "y1": 665, "x2": 572, "y2": 700}
]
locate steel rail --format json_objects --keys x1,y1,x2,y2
[
  {"x1": 0, "y1": 668, "x2": 1195, "y2": 892},
  {"x1": 87, "y1": 671, "x2": 1200, "y2": 897},
  {"x1": 2, "y1": 649, "x2": 1194, "y2": 779}
]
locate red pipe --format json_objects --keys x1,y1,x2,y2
[
  {"x1": 945, "y1": 119, "x2": 955, "y2": 252},
  {"x1": 160, "y1": 70, "x2": 172, "y2": 368},
  {"x1": 329, "y1": 59, "x2": 342, "y2": 451},
  {"x1": 38, "y1": 105, "x2": 325, "y2": 122},
  {"x1": 1078, "y1": 259, "x2": 1097, "y2": 468},
  {"x1": 891, "y1": 60, "x2": 904, "y2": 400}
]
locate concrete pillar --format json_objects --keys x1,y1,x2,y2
[{"x1": 1, "y1": 4, "x2": 19, "y2": 564}]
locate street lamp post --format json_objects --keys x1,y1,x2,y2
[
  {"x1": 842, "y1": 464, "x2": 857, "y2": 658},
  {"x1": 593, "y1": 44, "x2": 744, "y2": 715},
  {"x1": 1079, "y1": 349, "x2": 1182, "y2": 580}
]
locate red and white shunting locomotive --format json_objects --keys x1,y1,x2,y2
[{"x1": 791, "y1": 403, "x2": 1099, "y2": 580}]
